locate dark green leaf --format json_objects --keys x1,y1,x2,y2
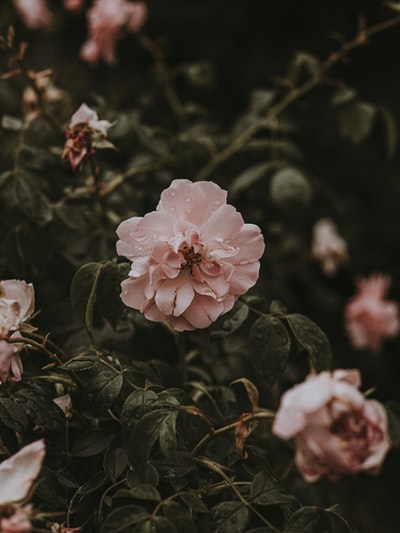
[
  {"x1": 97, "y1": 261, "x2": 130, "y2": 329},
  {"x1": 0, "y1": 397, "x2": 29, "y2": 432},
  {"x1": 283, "y1": 507, "x2": 329, "y2": 533},
  {"x1": 104, "y1": 447, "x2": 128, "y2": 482},
  {"x1": 213, "y1": 500, "x2": 249, "y2": 533},
  {"x1": 178, "y1": 491, "x2": 209, "y2": 513},
  {"x1": 14, "y1": 386, "x2": 65, "y2": 431},
  {"x1": 79, "y1": 471, "x2": 108, "y2": 495},
  {"x1": 248, "y1": 315, "x2": 291, "y2": 384},
  {"x1": 100, "y1": 505, "x2": 149, "y2": 533},
  {"x1": 61, "y1": 354, "x2": 99, "y2": 372},
  {"x1": 129, "y1": 484, "x2": 161, "y2": 501},
  {"x1": 163, "y1": 500, "x2": 196, "y2": 533},
  {"x1": 86, "y1": 365, "x2": 123, "y2": 409},
  {"x1": 71, "y1": 429, "x2": 114, "y2": 457},
  {"x1": 337, "y1": 101, "x2": 376, "y2": 144},
  {"x1": 286, "y1": 313, "x2": 332, "y2": 372},
  {"x1": 121, "y1": 389, "x2": 159, "y2": 429},
  {"x1": 211, "y1": 300, "x2": 249, "y2": 338},
  {"x1": 135, "y1": 516, "x2": 178, "y2": 533},
  {"x1": 250, "y1": 470, "x2": 297, "y2": 506},
  {"x1": 128, "y1": 409, "x2": 173, "y2": 475},
  {"x1": 15, "y1": 175, "x2": 53, "y2": 226},
  {"x1": 229, "y1": 162, "x2": 272, "y2": 198},
  {"x1": 70, "y1": 261, "x2": 106, "y2": 337},
  {"x1": 159, "y1": 411, "x2": 178, "y2": 460}
]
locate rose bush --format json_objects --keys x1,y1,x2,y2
[{"x1": 116, "y1": 178, "x2": 265, "y2": 331}]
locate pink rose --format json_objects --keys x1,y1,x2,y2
[
  {"x1": 80, "y1": 0, "x2": 147, "y2": 64},
  {"x1": 13, "y1": 0, "x2": 51, "y2": 30},
  {"x1": 116, "y1": 179, "x2": 265, "y2": 331},
  {"x1": 0, "y1": 280, "x2": 35, "y2": 384},
  {"x1": 0, "y1": 505, "x2": 32, "y2": 533},
  {"x1": 63, "y1": 0, "x2": 84, "y2": 11},
  {"x1": 345, "y1": 273, "x2": 400, "y2": 353},
  {"x1": 311, "y1": 218, "x2": 349, "y2": 276},
  {"x1": 272, "y1": 370, "x2": 391, "y2": 482},
  {"x1": 62, "y1": 103, "x2": 112, "y2": 171}
]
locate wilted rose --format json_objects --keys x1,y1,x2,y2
[
  {"x1": 0, "y1": 280, "x2": 35, "y2": 384},
  {"x1": 272, "y1": 369, "x2": 391, "y2": 482},
  {"x1": 116, "y1": 179, "x2": 265, "y2": 331}
]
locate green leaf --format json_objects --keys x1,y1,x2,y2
[
  {"x1": 70, "y1": 261, "x2": 106, "y2": 337},
  {"x1": 250, "y1": 470, "x2": 297, "y2": 506},
  {"x1": 159, "y1": 411, "x2": 178, "y2": 460},
  {"x1": 163, "y1": 501, "x2": 196, "y2": 533},
  {"x1": 15, "y1": 175, "x2": 53, "y2": 226},
  {"x1": 79, "y1": 471, "x2": 108, "y2": 495},
  {"x1": 213, "y1": 500, "x2": 249, "y2": 533},
  {"x1": 61, "y1": 354, "x2": 99, "y2": 372},
  {"x1": 71, "y1": 429, "x2": 114, "y2": 457},
  {"x1": 229, "y1": 162, "x2": 272, "y2": 198},
  {"x1": 283, "y1": 506, "x2": 329, "y2": 533},
  {"x1": 135, "y1": 516, "x2": 178, "y2": 533},
  {"x1": 248, "y1": 315, "x2": 291, "y2": 384},
  {"x1": 128, "y1": 409, "x2": 173, "y2": 476},
  {"x1": 129, "y1": 484, "x2": 161, "y2": 501},
  {"x1": 337, "y1": 101, "x2": 376, "y2": 144},
  {"x1": 103, "y1": 447, "x2": 128, "y2": 482},
  {"x1": 178, "y1": 491, "x2": 209, "y2": 513},
  {"x1": 121, "y1": 389, "x2": 159, "y2": 429},
  {"x1": 285, "y1": 313, "x2": 332, "y2": 372},
  {"x1": 86, "y1": 365, "x2": 123, "y2": 409},
  {"x1": 211, "y1": 300, "x2": 249, "y2": 338},
  {"x1": 97, "y1": 261, "x2": 130, "y2": 329},
  {"x1": 100, "y1": 505, "x2": 149, "y2": 533},
  {"x1": 0, "y1": 397, "x2": 29, "y2": 432},
  {"x1": 14, "y1": 386, "x2": 65, "y2": 431}
]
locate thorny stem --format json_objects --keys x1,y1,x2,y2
[
  {"x1": 191, "y1": 410, "x2": 275, "y2": 457},
  {"x1": 194, "y1": 456, "x2": 281, "y2": 532},
  {"x1": 25, "y1": 331, "x2": 68, "y2": 361},
  {"x1": 8, "y1": 336, "x2": 63, "y2": 365},
  {"x1": 196, "y1": 14, "x2": 400, "y2": 180}
]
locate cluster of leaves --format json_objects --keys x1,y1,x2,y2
[{"x1": 0, "y1": 1, "x2": 400, "y2": 532}]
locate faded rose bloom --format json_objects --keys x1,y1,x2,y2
[
  {"x1": 272, "y1": 370, "x2": 391, "y2": 482},
  {"x1": 116, "y1": 179, "x2": 265, "y2": 331},
  {"x1": 53, "y1": 394, "x2": 73, "y2": 418},
  {"x1": 0, "y1": 280, "x2": 35, "y2": 384},
  {"x1": 0, "y1": 505, "x2": 32, "y2": 533},
  {"x1": 63, "y1": 0, "x2": 84, "y2": 10},
  {"x1": 311, "y1": 218, "x2": 349, "y2": 276},
  {"x1": 13, "y1": 0, "x2": 51, "y2": 30},
  {"x1": 345, "y1": 273, "x2": 400, "y2": 353},
  {"x1": 62, "y1": 103, "x2": 112, "y2": 171},
  {"x1": 80, "y1": 0, "x2": 147, "y2": 64}
]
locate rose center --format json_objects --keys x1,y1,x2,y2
[{"x1": 180, "y1": 243, "x2": 204, "y2": 271}]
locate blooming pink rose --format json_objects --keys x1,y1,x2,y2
[
  {"x1": 272, "y1": 370, "x2": 391, "y2": 482},
  {"x1": 345, "y1": 273, "x2": 400, "y2": 353},
  {"x1": 62, "y1": 103, "x2": 112, "y2": 171},
  {"x1": 311, "y1": 218, "x2": 349, "y2": 276},
  {"x1": 0, "y1": 280, "x2": 35, "y2": 384},
  {"x1": 13, "y1": 0, "x2": 51, "y2": 30},
  {"x1": 63, "y1": 0, "x2": 84, "y2": 11},
  {"x1": 0, "y1": 505, "x2": 32, "y2": 533},
  {"x1": 116, "y1": 179, "x2": 265, "y2": 331},
  {"x1": 80, "y1": 0, "x2": 147, "y2": 64}
]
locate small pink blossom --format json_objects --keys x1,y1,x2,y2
[
  {"x1": 345, "y1": 273, "x2": 400, "y2": 353},
  {"x1": 13, "y1": 0, "x2": 51, "y2": 30},
  {"x1": 63, "y1": 0, "x2": 84, "y2": 11},
  {"x1": 0, "y1": 280, "x2": 35, "y2": 384},
  {"x1": 116, "y1": 179, "x2": 265, "y2": 331},
  {"x1": 53, "y1": 394, "x2": 73, "y2": 418},
  {"x1": 311, "y1": 218, "x2": 349, "y2": 276},
  {"x1": 0, "y1": 505, "x2": 32, "y2": 533},
  {"x1": 62, "y1": 103, "x2": 112, "y2": 171},
  {"x1": 272, "y1": 370, "x2": 391, "y2": 482},
  {"x1": 80, "y1": 0, "x2": 147, "y2": 64}
]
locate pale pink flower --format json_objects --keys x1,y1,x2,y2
[
  {"x1": 0, "y1": 505, "x2": 32, "y2": 533},
  {"x1": 311, "y1": 218, "x2": 349, "y2": 276},
  {"x1": 345, "y1": 274, "x2": 400, "y2": 353},
  {"x1": 80, "y1": 0, "x2": 147, "y2": 64},
  {"x1": 62, "y1": 103, "x2": 112, "y2": 171},
  {"x1": 13, "y1": 0, "x2": 51, "y2": 30},
  {"x1": 116, "y1": 179, "x2": 265, "y2": 331},
  {"x1": 272, "y1": 370, "x2": 390, "y2": 482},
  {"x1": 53, "y1": 394, "x2": 73, "y2": 418},
  {"x1": 63, "y1": 0, "x2": 84, "y2": 11},
  {"x1": 0, "y1": 280, "x2": 35, "y2": 384}
]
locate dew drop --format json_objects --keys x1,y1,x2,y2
[
  {"x1": 123, "y1": 290, "x2": 128, "y2": 296},
  {"x1": 170, "y1": 207, "x2": 176, "y2": 212},
  {"x1": 239, "y1": 259, "x2": 249, "y2": 265},
  {"x1": 129, "y1": 232, "x2": 134, "y2": 238},
  {"x1": 170, "y1": 190, "x2": 176, "y2": 196},
  {"x1": 185, "y1": 196, "x2": 192, "y2": 202},
  {"x1": 214, "y1": 200, "x2": 221, "y2": 205}
]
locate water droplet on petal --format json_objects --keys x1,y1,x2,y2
[
  {"x1": 170, "y1": 190, "x2": 176, "y2": 196},
  {"x1": 239, "y1": 259, "x2": 249, "y2": 265},
  {"x1": 186, "y1": 196, "x2": 192, "y2": 202},
  {"x1": 170, "y1": 206, "x2": 176, "y2": 212}
]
